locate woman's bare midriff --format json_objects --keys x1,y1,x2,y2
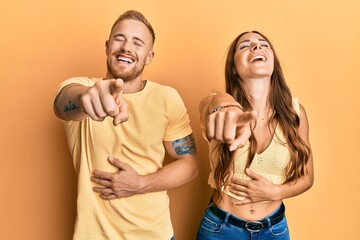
[{"x1": 214, "y1": 192, "x2": 282, "y2": 221}]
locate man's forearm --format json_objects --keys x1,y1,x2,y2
[
  {"x1": 137, "y1": 156, "x2": 199, "y2": 194},
  {"x1": 54, "y1": 84, "x2": 88, "y2": 121}
]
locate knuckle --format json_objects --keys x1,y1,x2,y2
[
  {"x1": 91, "y1": 114, "x2": 103, "y2": 121},
  {"x1": 96, "y1": 110, "x2": 107, "y2": 118},
  {"x1": 89, "y1": 86, "x2": 99, "y2": 96},
  {"x1": 223, "y1": 133, "x2": 234, "y2": 142},
  {"x1": 206, "y1": 114, "x2": 214, "y2": 124},
  {"x1": 94, "y1": 81, "x2": 104, "y2": 89},
  {"x1": 110, "y1": 182, "x2": 116, "y2": 189},
  {"x1": 80, "y1": 95, "x2": 90, "y2": 107},
  {"x1": 214, "y1": 133, "x2": 223, "y2": 142},
  {"x1": 98, "y1": 117, "x2": 106, "y2": 122},
  {"x1": 112, "y1": 175, "x2": 120, "y2": 182},
  {"x1": 104, "y1": 106, "x2": 118, "y2": 116}
]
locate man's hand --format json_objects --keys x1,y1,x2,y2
[
  {"x1": 206, "y1": 107, "x2": 257, "y2": 151},
  {"x1": 81, "y1": 79, "x2": 128, "y2": 125},
  {"x1": 91, "y1": 157, "x2": 144, "y2": 200},
  {"x1": 228, "y1": 168, "x2": 281, "y2": 204}
]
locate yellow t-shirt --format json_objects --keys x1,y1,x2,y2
[
  {"x1": 57, "y1": 77, "x2": 192, "y2": 240},
  {"x1": 207, "y1": 99, "x2": 300, "y2": 200}
]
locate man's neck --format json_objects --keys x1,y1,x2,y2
[
  {"x1": 104, "y1": 75, "x2": 145, "y2": 94},
  {"x1": 122, "y1": 78, "x2": 144, "y2": 93}
]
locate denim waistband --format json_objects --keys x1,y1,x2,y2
[{"x1": 208, "y1": 203, "x2": 285, "y2": 232}]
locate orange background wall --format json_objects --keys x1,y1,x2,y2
[{"x1": 1, "y1": 0, "x2": 360, "y2": 239}]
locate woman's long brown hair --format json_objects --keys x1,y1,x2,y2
[{"x1": 213, "y1": 31, "x2": 311, "y2": 203}]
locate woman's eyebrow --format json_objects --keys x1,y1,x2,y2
[
  {"x1": 237, "y1": 38, "x2": 268, "y2": 48},
  {"x1": 239, "y1": 39, "x2": 250, "y2": 44},
  {"x1": 240, "y1": 38, "x2": 267, "y2": 43}
]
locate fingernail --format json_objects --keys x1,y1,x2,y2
[{"x1": 229, "y1": 145, "x2": 237, "y2": 151}]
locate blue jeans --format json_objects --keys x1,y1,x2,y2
[{"x1": 196, "y1": 204, "x2": 290, "y2": 240}]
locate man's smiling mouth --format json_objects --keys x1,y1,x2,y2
[{"x1": 116, "y1": 55, "x2": 134, "y2": 63}]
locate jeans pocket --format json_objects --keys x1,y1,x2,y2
[
  {"x1": 200, "y1": 215, "x2": 222, "y2": 233},
  {"x1": 270, "y1": 217, "x2": 289, "y2": 236}
]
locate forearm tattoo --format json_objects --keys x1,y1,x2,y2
[
  {"x1": 63, "y1": 100, "x2": 79, "y2": 113},
  {"x1": 172, "y1": 134, "x2": 196, "y2": 156}
]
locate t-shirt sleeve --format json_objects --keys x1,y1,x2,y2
[
  {"x1": 54, "y1": 77, "x2": 96, "y2": 106},
  {"x1": 163, "y1": 88, "x2": 192, "y2": 141},
  {"x1": 56, "y1": 77, "x2": 96, "y2": 95}
]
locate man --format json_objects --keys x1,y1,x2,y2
[{"x1": 54, "y1": 10, "x2": 198, "y2": 240}]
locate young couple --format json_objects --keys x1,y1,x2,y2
[{"x1": 54, "y1": 10, "x2": 313, "y2": 240}]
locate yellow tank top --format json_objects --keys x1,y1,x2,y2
[{"x1": 207, "y1": 99, "x2": 300, "y2": 200}]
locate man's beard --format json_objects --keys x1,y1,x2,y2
[{"x1": 107, "y1": 59, "x2": 145, "y2": 82}]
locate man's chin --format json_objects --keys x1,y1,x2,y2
[
  {"x1": 109, "y1": 71, "x2": 132, "y2": 81},
  {"x1": 113, "y1": 74, "x2": 139, "y2": 82},
  {"x1": 107, "y1": 65, "x2": 143, "y2": 81}
]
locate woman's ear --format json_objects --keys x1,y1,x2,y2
[{"x1": 232, "y1": 68, "x2": 237, "y2": 75}]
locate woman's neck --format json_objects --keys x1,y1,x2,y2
[{"x1": 241, "y1": 77, "x2": 271, "y2": 113}]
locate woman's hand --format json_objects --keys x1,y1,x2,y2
[
  {"x1": 206, "y1": 107, "x2": 256, "y2": 151},
  {"x1": 228, "y1": 168, "x2": 281, "y2": 204}
]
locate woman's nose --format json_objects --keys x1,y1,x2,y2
[{"x1": 251, "y1": 43, "x2": 262, "y2": 51}]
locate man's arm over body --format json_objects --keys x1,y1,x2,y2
[{"x1": 91, "y1": 133, "x2": 198, "y2": 200}]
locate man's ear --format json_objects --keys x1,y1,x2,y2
[
  {"x1": 105, "y1": 40, "x2": 109, "y2": 55},
  {"x1": 145, "y1": 50, "x2": 154, "y2": 65}
]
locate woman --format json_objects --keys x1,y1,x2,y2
[{"x1": 196, "y1": 31, "x2": 314, "y2": 239}]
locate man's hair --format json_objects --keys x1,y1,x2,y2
[{"x1": 110, "y1": 10, "x2": 156, "y2": 44}]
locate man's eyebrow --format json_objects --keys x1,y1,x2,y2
[
  {"x1": 113, "y1": 33, "x2": 125, "y2": 38},
  {"x1": 113, "y1": 34, "x2": 145, "y2": 45},
  {"x1": 133, "y1": 36, "x2": 145, "y2": 45}
]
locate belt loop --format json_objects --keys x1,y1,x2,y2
[
  {"x1": 224, "y1": 212, "x2": 230, "y2": 225},
  {"x1": 265, "y1": 216, "x2": 272, "y2": 227}
]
